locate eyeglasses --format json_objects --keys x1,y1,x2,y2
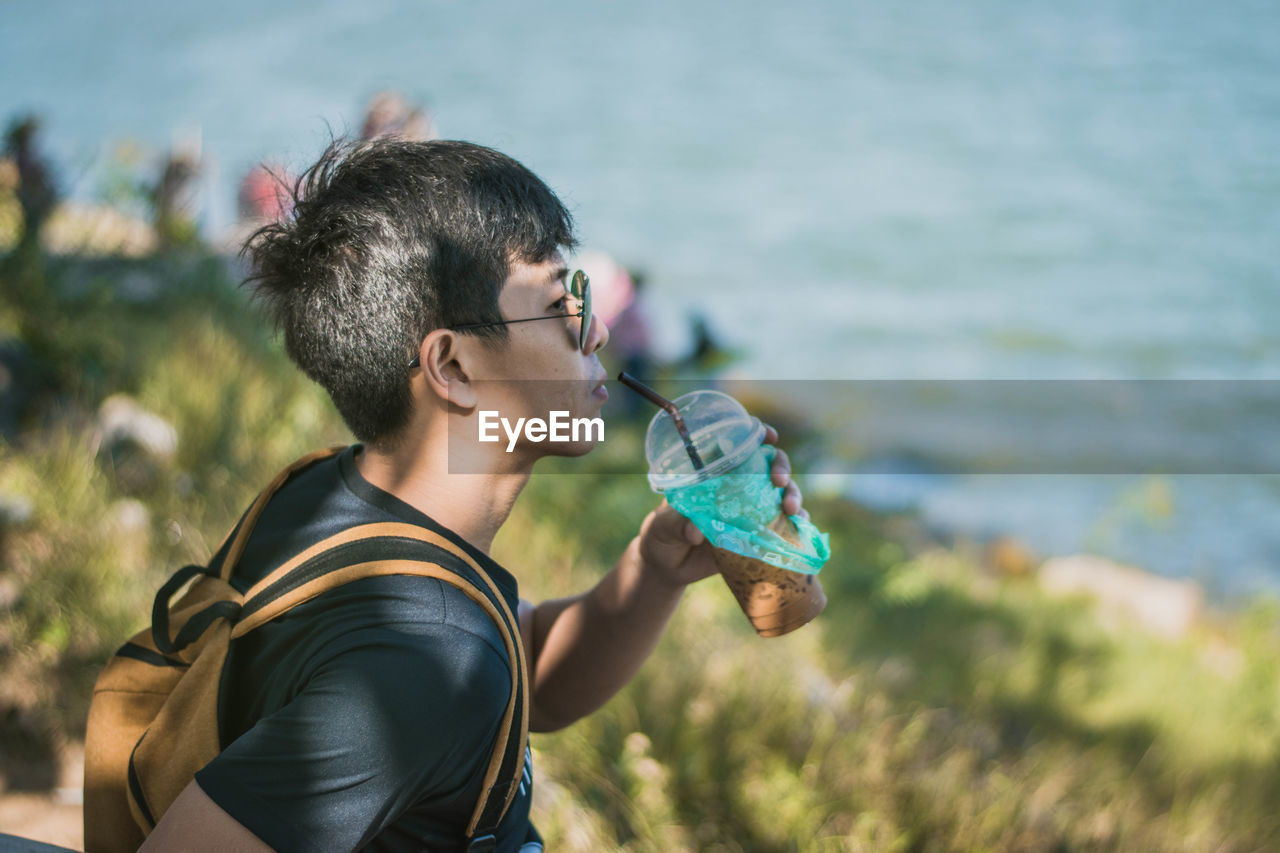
[{"x1": 409, "y1": 269, "x2": 592, "y2": 368}]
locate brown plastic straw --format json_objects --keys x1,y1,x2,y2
[{"x1": 616, "y1": 372, "x2": 705, "y2": 469}]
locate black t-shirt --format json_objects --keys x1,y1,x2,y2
[{"x1": 194, "y1": 446, "x2": 540, "y2": 853}]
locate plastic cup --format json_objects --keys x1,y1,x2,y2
[{"x1": 644, "y1": 390, "x2": 827, "y2": 637}]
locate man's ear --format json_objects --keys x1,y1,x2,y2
[{"x1": 415, "y1": 329, "x2": 479, "y2": 409}]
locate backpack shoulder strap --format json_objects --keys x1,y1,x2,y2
[
  {"x1": 211, "y1": 445, "x2": 348, "y2": 583},
  {"x1": 230, "y1": 522, "x2": 530, "y2": 847},
  {"x1": 149, "y1": 445, "x2": 346, "y2": 656}
]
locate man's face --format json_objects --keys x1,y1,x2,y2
[{"x1": 467, "y1": 254, "x2": 611, "y2": 456}]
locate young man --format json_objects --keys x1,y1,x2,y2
[{"x1": 140, "y1": 138, "x2": 804, "y2": 852}]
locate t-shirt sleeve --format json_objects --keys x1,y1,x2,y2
[{"x1": 195, "y1": 624, "x2": 511, "y2": 853}]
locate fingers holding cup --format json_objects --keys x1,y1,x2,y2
[{"x1": 761, "y1": 422, "x2": 805, "y2": 518}]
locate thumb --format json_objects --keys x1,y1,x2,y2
[
  {"x1": 684, "y1": 519, "x2": 706, "y2": 546},
  {"x1": 646, "y1": 500, "x2": 699, "y2": 545}
]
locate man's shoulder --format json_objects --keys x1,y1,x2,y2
[
  {"x1": 308, "y1": 573, "x2": 513, "y2": 670},
  {"x1": 318, "y1": 591, "x2": 513, "y2": 705}
]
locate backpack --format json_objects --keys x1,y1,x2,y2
[{"x1": 83, "y1": 446, "x2": 529, "y2": 853}]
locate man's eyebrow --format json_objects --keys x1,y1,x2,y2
[{"x1": 545, "y1": 267, "x2": 569, "y2": 289}]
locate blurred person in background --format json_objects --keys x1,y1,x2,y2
[
  {"x1": 606, "y1": 267, "x2": 656, "y2": 416},
  {"x1": 361, "y1": 90, "x2": 439, "y2": 141},
  {"x1": 4, "y1": 115, "x2": 58, "y2": 251},
  {"x1": 237, "y1": 163, "x2": 296, "y2": 223},
  {"x1": 151, "y1": 140, "x2": 202, "y2": 248}
]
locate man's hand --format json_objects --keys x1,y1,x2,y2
[{"x1": 636, "y1": 423, "x2": 807, "y2": 588}]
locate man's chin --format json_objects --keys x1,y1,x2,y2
[{"x1": 541, "y1": 438, "x2": 602, "y2": 459}]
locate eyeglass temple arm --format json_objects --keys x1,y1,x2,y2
[{"x1": 408, "y1": 310, "x2": 585, "y2": 368}]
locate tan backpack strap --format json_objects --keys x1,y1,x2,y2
[
  {"x1": 230, "y1": 522, "x2": 529, "y2": 839},
  {"x1": 234, "y1": 523, "x2": 519, "y2": 635},
  {"x1": 215, "y1": 445, "x2": 348, "y2": 582}
]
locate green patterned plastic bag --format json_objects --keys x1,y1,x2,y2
[{"x1": 664, "y1": 445, "x2": 831, "y2": 575}]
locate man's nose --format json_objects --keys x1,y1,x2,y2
[{"x1": 585, "y1": 311, "x2": 609, "y2": 354}]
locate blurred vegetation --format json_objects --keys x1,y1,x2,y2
[
  {"x1": 512, "y1": 476, "x2": 1280, "y2": 851},
  {"x1": 0, "y1": 236, "x2": 351, "y2": 787},
  {"x1": 2, "y1": 161, "x2": 1279, "y2": 851}
]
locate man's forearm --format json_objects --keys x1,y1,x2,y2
[{"x1": 527, "y1": 536, "x2": 686, "y2": 731}]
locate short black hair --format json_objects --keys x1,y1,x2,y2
[{"x1": 243, "y1": 138, "x2": 577, "y2": 448}]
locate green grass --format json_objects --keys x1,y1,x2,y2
[
  {"x1": 512, "y1": 486, "x2": 1280, "y2": 851},
  {"x1": 2, "y1": 242, "x2": 1279, "y2": 849}
]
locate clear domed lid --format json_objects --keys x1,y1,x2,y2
[{"x1": 644, "y1": 390, "x2": 765, "y2": 492}]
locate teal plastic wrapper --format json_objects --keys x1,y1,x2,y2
[{"x1": 664, "y1": 445, "x2": 831, "y2": 575}]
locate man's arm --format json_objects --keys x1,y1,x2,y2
[
  {"x1": 517, "y1": 505, "x2": 700, "y2": 732},
  {"x1": 518, "y1": 427, "x2": 804, "y2": 732},
  {"x1": 139, "y1": 780, "x2": 273, "y2": 853}
]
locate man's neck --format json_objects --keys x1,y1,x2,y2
[{"x1": 352, "y1": 437, "x2": 530, "y2": 555}]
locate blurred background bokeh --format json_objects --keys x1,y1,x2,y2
[{"x1": 2, "y1": 0, "x2": 1278, "y2": 849}]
